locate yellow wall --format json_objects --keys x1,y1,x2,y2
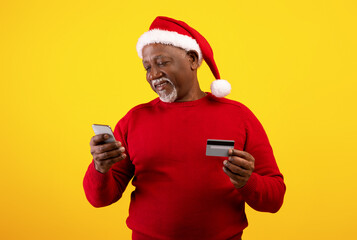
[{"x1": 1, "y1": 0, "x2": 356, "y2": 239}]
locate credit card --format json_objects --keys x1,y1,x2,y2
[{"x1": 206, "y1": 139, "x2": 235, "y2": 157}]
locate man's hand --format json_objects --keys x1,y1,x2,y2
[
  {"x1": 90, "y1": 134, "x2": 127, "y2": 174},
  {"x1": 223, "y1": 149, "x2": 255, "y2": 189}
]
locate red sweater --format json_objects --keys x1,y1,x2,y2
[{"x1": 83, "y1": 93, "x2": 286, "y2": 240}]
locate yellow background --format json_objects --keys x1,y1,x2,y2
[{"x1": 1, "y1": 0, "x2": 356, "y2": 239}]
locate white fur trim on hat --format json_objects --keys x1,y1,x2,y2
[
  {"x1": 210, "y1": 79, "x2": 231, "y2": 98},
  {"x1": 136, "y1": 29, "x2": 203, "y2": 64}
]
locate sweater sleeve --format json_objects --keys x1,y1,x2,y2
[
  {"x1": 237, "y1": 106, "x2": 286, "y2": 213},
  {"x1": 83, "y1": 116, "x2": 135, "y2": 208}
]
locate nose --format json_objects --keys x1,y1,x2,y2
[{"x1": 147, "y1": 66, "x2": 163, "y2": 81}]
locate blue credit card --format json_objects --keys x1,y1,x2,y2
[{"x1": 206, "y1": 139, "x2": 235, "y2": 157}]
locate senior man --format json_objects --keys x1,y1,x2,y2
[{"x1": 83, "y1": 16, "x2": 286, "y2": 240}]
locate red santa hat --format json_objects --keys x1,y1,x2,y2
[{"x1": 136, "y1": 16, "x2": 231, "y2": 98}]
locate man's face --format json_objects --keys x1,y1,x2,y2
[{"x1": 142, "y1": 44, "x2": 195, "y2": 102}]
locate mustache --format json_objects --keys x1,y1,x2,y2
[{"x1": 151, "y1": 77, "x2": 173, "y2": 89}]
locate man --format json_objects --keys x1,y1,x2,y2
[{"x1": 83, "y1": 16, "x2": 286, "y2": 240}]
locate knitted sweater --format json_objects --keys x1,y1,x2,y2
[{"x1": 83, "y1": 93, "x2": 286, "y2": 240}]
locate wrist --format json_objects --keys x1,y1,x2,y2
[{"x1": 93, "y1": 161, "x2": 109, "y2": 174}]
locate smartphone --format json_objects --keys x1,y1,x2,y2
[{"x1": 92, "y1": 124, "x2": 116, "y2": 143}]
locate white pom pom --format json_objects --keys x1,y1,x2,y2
[{"x1": 210, "y1": 79, "x2": 231, "y2": 97}]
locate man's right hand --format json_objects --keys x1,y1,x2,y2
[{"x1": 90, "y1": 134, "x2": 127, "y2": 174}]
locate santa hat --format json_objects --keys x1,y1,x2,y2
[{"x1": 136, "y1": 16, "x2": 231, "y2": 98}]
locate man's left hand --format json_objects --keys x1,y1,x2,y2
[{"x1": 223, "y1": 149, "x2": 255, "y2": 189}]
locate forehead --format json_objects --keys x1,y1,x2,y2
[{"x1": 142, "y1": 43, "x2": 187, "y2": 62}]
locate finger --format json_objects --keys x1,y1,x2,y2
[
  {"x1": 94, "y1": 148, "x2": 125, "y2": 161},
  {"x1": 113, "y1": 153, "x2": 127, "y2": 162},
  {"x1": 93, "y1": 152, "x2": 127, "y2": 173},
  {"x1": 228, "y1": 156, "x2": 252, "y2": 170},
  {"x1": 105, "y1": 154, "x2": 127, "y2": 165},
  {"x1": 228, "y1": 149, "x2": 254, "y2": 161},
  {"x1": 92, "y1": 142, "x2": 123, "y2": 154},
  {"x1": 223, "y1": 166, "x2": 245, "y2": 182},
  {"x1": 223, "y1": 160, "x2": 250, "y2": 177},
  {"x1": 97, "y1": 153, "x2": 127, "y2": 166},
  {"x1": 91, "y1": 134, "x2": 111, "y2": 146}
]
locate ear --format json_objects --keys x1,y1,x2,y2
[{"x1": 187, "y1": 50, "x2": 199, "y2": 70}]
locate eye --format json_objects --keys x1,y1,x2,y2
[
  {"x1": 144, "y1": 65, "x2": 151, "y2": 71},
  {"x1": 158, "y1": 61, "x2": 169, "y2": 66}
]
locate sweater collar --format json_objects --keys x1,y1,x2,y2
[{"x1": 157, "y1": 92, "x2": 215, "y2": 107}]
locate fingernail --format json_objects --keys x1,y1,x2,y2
[
  {"x1": 223, "y1": 160, "x2": 228, "y2": 166},
  {"x1": 120, "y1": 147, "x2": 125, "y2": 152},
  {"x1": 104, "y1": 134, "x2": 109, "y2": 139}
]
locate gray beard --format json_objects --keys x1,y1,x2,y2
[{"x1": 151, "y1": 78, "x2": 178, "y2": 103}]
